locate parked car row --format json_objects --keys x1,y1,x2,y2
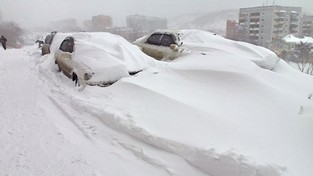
[
  {"x1": 40, "y1": 30, "x2": 185, "y2": 88},
  {"x1": 40, "y1": 31, "x2": 159, "y2": 88},
  {"x1": 40, "y1": 29, "x2": 279, "y2": 88}
]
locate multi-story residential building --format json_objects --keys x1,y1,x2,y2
[
  {"x1": 83, "y1": 20, "x2": 93, "y2": 31},
  {"x1": 238, "y1": 5, "x2": 302, "y2": 49},
  {"x1": 49, "y1": 18, "x2": 80, "y2": 32},
  {"x1": 226, "y1": 20, "x2": 238, "y2": 40},
  {"x1": 126, "y1": 15, "x2": 167, "y2": 33},
  {"x1": 300, "y1": 15, "x2": 313, "y2": 37},
  {"x1": 92, "y1": 15, "x2": 113, "y2": 31}
]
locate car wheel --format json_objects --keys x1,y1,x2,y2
[{"x1": 72, "y1": 72, "x2": 79, "y2": 86}]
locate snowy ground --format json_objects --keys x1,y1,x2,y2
[{"x1": 0, "y1": 31, "x2": 313, "y2": 176}]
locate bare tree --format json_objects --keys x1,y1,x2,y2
[
  {"x1": 0, "y1": 21, "x2": 24, "y2": 48},
  {"x1": 292, "y1": 42, "x2": 313, "y2": 75}
]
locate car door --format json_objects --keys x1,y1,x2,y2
[
  {"x1": 143, "y1": 33, "x2": 163, "y2": 59},
  {"x1": 159, "y1": 34, "x2": 178, "y2": 59},
  {"x1": 56, "y1": 37, "x2": 74, "y2": 78}
]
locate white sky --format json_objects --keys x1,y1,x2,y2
[{"x1": 0, "y1": 0, "x2": 312, "y2": 28}]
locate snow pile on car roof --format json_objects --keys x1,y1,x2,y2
[
  {"x1": 179, "y1": 29, "x2": 280, "y2": 70},
  {"x1": 71, "y1": 32, "x2": 159, "y2": 83}
]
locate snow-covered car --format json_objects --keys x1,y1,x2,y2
[
  {"x1": 133, "y1": 30, "x2": 279, "y2": 70},
  {"x1": 54, "y1": 32, "x2": 156, "y2": 87},
  {"x1": 132, "y1": 30, "x2": 183, "y2": 60},
  {"x1": 41, "y1": 31, "x2": 57, "y2": 55}
]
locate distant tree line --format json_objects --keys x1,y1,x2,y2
[{"x1": 0, "y1": 21, "x2": 25, "y2": 48}]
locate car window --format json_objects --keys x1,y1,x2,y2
[
  {"x1": 59, "y1": 37, "x2": 74, "y2": 53},
  {"x1": 160, "y1": 34, "x2": 176, "y2": 47},
  {"x1": 146, "y1": 33, "x2": 162, "y2": 45},
  {"x1": 45, "y1": 32, "x2": 57, "y2": 44},
  {"x1": 45, "y1": 34, "x2": 54, "y2": 44}
]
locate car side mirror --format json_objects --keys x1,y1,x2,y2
[{"x1": 170, "y1": 44, "x2": 179, "y2": 51}]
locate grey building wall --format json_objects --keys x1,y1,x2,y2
[
  {"x1": 126, "y1": 15, "x2": 167, "y2": 33},
  {"x1": 301, "y1": 15, "x2": 313, "y2": 37},
  {"x1": 49, "y1": 18, "x2": 80, "y2": 32},
  {"x1": 91, "y1": 15, "x2": 113, "y2": 31}
]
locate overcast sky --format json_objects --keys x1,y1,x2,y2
[{"x1": 0, "y1": 0, "x2": 312, "y2": 28}]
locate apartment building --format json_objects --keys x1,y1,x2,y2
[
  {"x1": 126, "y1": 15, "x2": 167, "y2": 33},
  {"x1": 300, "y1": 15, "x2": 313, "y2": 37},
  {"x1": 49, "y1": 18, "x2": 80, "y2": 32},
  {"x1": 92, "y1": 15, "x2": 113, "y2": 31},
  {"x1": 226, "y1": 20, "x2": 238, "y2": 40},
  {"x1": 238, "y1": 5, "x2": 302, "y2": 48}
]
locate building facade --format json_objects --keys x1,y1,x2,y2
[
  {"x1": 49, "y1": 18, "x2": 80, "y2": 32},
  {"x1": 226, "y1": 20, "x2": 238, "y2": 40},
  {"x1": 300, "y1": 15, "x2": 313, "y2": 37},
  {"x1": 92, "y1": 15, "x2": 113, "y2": 31},
  {"x1": 238, "y1": 5, "x2": 302, "y2": 48},
  {"x1": 126, "y1": 15, "x2": 167, "y2": 33}
]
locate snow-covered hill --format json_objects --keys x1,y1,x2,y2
[
  {"x1": 0, "y1": 30, "x2": 312, "y2": 176},
  {"x1": 168, "y1": 10, "x2": 239, "y2": 36}
]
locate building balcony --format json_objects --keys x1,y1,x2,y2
[
  {"x1": 249, "y1": 22, "x2": 260, "y2": 25},
  {"x1": 249, "y1": 33, "x2": 259, "y2": 36},
  {"x1": 239, "y1": 19, "x2": 246, "y2": 23}
]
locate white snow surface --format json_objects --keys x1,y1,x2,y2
[
  {"x1": 179, "y1": 30, "x2": 280, "y2": 70},
  {"x1": 0, "y1": 30, "x2": 313, "y2": 176},
  {"x1": 71, "y1": 32, "x2": 158, "y2": 83},
  {"x1": 282, "y1": 34, "x2": 313, "y2": 44}
]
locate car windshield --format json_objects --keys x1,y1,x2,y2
[
  {"x1": 146, "y1": 33, "x2": 162, "y2": 45},
  {"x1": 59, "y1": 37, "x2": 74, "y2": 53},
  {"x1": 160, "y1": 34, "x2": 176, "y2": 46}
]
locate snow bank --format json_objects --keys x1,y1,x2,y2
[
  {"x1": 2, "y1": 29, "x2": 313, "y2": 176},
  {"x1": 66, "y1": 32, "x2": 160, "y2": 84},
  {"x1": 180, "y1": 29, "x2": 280, "y2": 70}
]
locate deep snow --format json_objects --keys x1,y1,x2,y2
[{"x1": 0, "y1": 30, "x2": 312, "y2": 176}]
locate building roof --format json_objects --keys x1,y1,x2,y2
[{"x1": 282, "y1": 34, "x2": 313, "y2": 44}]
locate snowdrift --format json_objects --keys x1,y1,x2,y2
[
  {"x1": 1, "y1": 30, "x2": 313, "y2": 176},
  {"x1": 179, "y1": 30, "x2": 280, "y2": 70},
  {"x1": 71, "y1": 32, "x2": 159, "y2": 83}
]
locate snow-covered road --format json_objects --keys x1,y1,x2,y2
[
  {"x1": 0, "y1": 47, "x2": 207, "y2": 176},
  {"x1": 0, "y1": 48, "x2": 103, "y2": 175}
]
